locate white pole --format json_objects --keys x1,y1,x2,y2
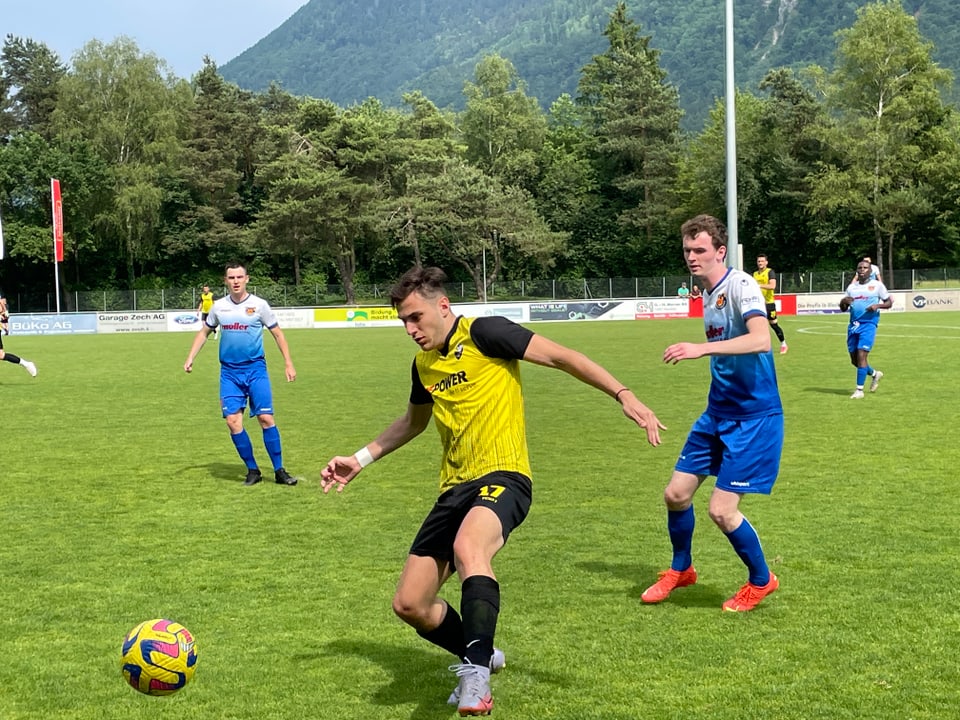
[{"x1": 725, "y1": 0, "x2": 740, "y2": 269}]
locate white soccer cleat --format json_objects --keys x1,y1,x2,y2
[
  {"x1": 850, "y1": 389, "x2": 864, "y2": 399},
  {"x1": 448, "y1": 648, "x2": 505, "y2": 705},
  {"x1": 869, "y1": 370, "x2": 883, "y2": 392},
  {"x1": 22, "y1": 360, "x2": 37, "y2": 377}
]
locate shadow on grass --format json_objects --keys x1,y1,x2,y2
[
  {"x1": 318, "y1": 638, "x2": 572, "y2": 720},
  {"x1": 576, "y1": 560, "x2": 727, "y2": 608},
  {"x1": 179, "y1": 462, "x2": 251, "y2": 484},
  {"x1": 806, "y1": 386, "x2": 854, "y2": 396}
]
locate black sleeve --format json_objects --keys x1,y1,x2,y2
[
  {"x1": 469, "y1": 316, "x2": 535, "y2": 360},
  {"x1": 409, "y1": 359, "x2": 433, "y2": 405}
]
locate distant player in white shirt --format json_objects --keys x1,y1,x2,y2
[
  {"x1": 862, "y1": 256, "x2": 882, "y2": 283},
  {"x1": 184, "y1": 263, "x2": 298, "y2": 486},
  {"x1": 840, "y1": 260, "x2": 892, "y2": 399},
  {"x1": 643, "y1": 214, "x2": 783, "y2": 613}
]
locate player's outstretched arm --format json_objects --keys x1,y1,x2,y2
[
  {"x1": 612, "y1": 389, "x2": 665, "y2": 447},
  {"x1": 666, "y1": 315, "x2": 770, "y2": 364},
  {"x1": 320, "y1": 402, "x2": 433, "y2": 494},
  {"x1": 521, "y1": 334, "x2": 665, "y2": 446},
  {"x1": 320, "y1": 455, "x2": 363, "y2": 494}
]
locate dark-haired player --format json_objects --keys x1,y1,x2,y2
[
  {"x1": 320, "y1": 265, "x2": 664, "y2": 716},
  {"x1": 184, "y1": 263, "x2": 297, "y2": 486},
  {"x1": 841, "y1": 260, "x2": 892, "y2": 398},
  {"x1": 753, "y1": 253, "x2": 787, "y2": 354}
]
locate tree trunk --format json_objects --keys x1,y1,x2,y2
[
  {"x1": 885, "y1": 231, "x2": 895, "y2": 289},
  {"x1": 336, "y1": 238, "x2": 357, "y2": 305}
]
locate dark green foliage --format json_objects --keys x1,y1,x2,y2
[{"x1": 220, "y1": 0, "x2": 960, "y2": 132}]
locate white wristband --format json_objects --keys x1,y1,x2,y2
[{"x1": 354, "y1": 447, "x2": 375, "y2": 468}]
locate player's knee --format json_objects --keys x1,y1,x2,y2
[
  {"x1": 391, "y1": 594, "x2": 428, "y2": 627},
  {"x1": 708, "y1": 506, "x2": 739, "y2": 533},
  {"x1": 663, "y1": 486, "x2": 692, "y2": 509}
]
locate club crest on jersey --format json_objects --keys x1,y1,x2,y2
[
  {"x1": 715, "y1": 293, "x2": 727, "y2": 310},
  {"x1": 245, "y1": 306, "x2": 256, "y2": 316},
  {"x1": 454, "y1": 343, "x2": 464, "y2": 360}
]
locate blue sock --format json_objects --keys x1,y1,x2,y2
[
  {"x1": 856, "y1": 366, "x2": 868, "y2": 388},
  {"x1": 865, "y1": 365, "x2": 874, "y2": 376},
  {"x1": 668, "y1": 506, "x2": 695, "y2": 571},
  {"x1": 262, "y1": 425, "x2": 283, "y2": 471},
  {"x1": 725, "y1": 518, "x2": 770, "y2": 586},
  {"x1": 230, "y1": 430, "x2": 258, "y2": 470}
]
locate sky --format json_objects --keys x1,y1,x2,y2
[{"x1": 3, "y1": 0, "x2": 309, "y2": 79}]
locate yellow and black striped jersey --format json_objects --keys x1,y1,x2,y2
[
  {"x1": 410, "y1": 316, "x2": 534, "y2": 492},
  {"x1": 752, "y1": 267, "x2": 777, "y2": 304}
]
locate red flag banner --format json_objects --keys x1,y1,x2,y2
[{"x1": 52, "y1": 178, "x2": 63, "y2": 263}]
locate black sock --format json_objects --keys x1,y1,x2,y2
[
  {"x1": 773, "y1": 324, "x2": 785, "y2": 342},
  {"x1": 417, "y1": 602, "x2": 465, "y2": 659},
  {"x1": 3, "y1": 353, "x2": 20, "y2": 364},
  {"x1": 461, "y1": 575, "x2": 500, "y2": 667}
]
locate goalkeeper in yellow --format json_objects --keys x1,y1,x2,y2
[
  {"x1": 753, "y1": 253, "x2": 787, "y2": 354},
  {"x1": 321, "y1": 266, "x2": 664, "y2": 716}
]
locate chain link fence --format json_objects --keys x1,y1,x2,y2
[{"x1": 8, "y1": 267, "x2": 960, "y2": 313}]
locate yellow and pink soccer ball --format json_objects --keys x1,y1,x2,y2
[{"x1": 121, "y1": 618, "x2": 198, "y2": 696}]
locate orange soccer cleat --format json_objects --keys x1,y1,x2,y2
[
  {"x1": 641, "y1": 567, "x2": 698, "y2": 604},
  {"x1": 722, "y1": 573, "x2": 779, "y2": 612}
]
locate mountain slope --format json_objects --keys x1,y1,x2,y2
[{"x1": 220, "y1": 0, "x2": 960, "y2": 130}]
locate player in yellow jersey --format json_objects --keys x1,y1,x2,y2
[
  {"x1": 753, "y1": 254, "x2": 787, "y2": 354},
  {"x1": 321, "y1": 266, "x2": 664, "y2": 716},
  {"x1": 197, "y1": 284, "x2": 217, "y2": 338}
]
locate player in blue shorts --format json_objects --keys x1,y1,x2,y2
[
  {"x1": 840, "y1": 260, "x2": 892, "y2": 399},
  {"x1": 642, "y1": 214, "x2": 783, "y2": 612},
  {"x1": 184, "y1": 263, "x2": 298, "y2": 486}
]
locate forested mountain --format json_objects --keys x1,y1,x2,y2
[{"x1": 221, "y1": 0, "x2": 960, "y2": 130}]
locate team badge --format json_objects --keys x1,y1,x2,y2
[
  {"x1": 715, "y1": 293, "x2": 727, "y2": 310},
  {"x1": 245, "y1": 306, "x2": 256, "y2": 316},
  {"x1": 455, "y1": 343, "x2": 464, "y2": 360}
]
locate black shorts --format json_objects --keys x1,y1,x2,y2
[
  {"x1": 765, "y1": 302, "x2": 778, "y2": 321},
  {"x1": 409, "y1": 471, "x2": 532, "y2": 562}
]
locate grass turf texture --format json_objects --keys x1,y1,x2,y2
[{"x1": 2, "y1": 313, "x2": 958, "y2": 719}]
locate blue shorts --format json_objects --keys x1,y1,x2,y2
[
  {"x1": 220, "y1": 362, "x2": 274, "y2": 417},
  {"x1": 675, "y1": 412, "x2": 783, "y2": 494},
  {"x1": 847, "y1": 322, "x2": 877, "y2": 353}
]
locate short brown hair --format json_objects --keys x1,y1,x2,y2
[
  {"x1": 390, "y1": 266, "x2": 448, "y2": 308},
  {"x1": 681, "y1": 214, "x2": 727, "y2": 250}
]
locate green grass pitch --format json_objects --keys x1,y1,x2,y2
[{"x1": 1, "y1": 312, "x2": 958, "y2": 719}]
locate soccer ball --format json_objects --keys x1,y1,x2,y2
[{"x1": 121, "y1": 618, "x2": 198, "y2": 696}]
